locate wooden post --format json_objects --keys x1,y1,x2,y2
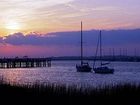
[{"x1": 47, "y1": 60, "x2": 51, "y2": 67}]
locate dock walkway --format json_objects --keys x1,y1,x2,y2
[{"x1": 0, "y1": 58, "x2": 51, "y2": 68}]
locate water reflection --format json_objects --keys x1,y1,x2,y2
[{"x1": 0, "y1": 61, "x2": 140, "y2": 88}]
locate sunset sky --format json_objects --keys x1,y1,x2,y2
[{"x1": 0, "y1": 0, "x2": 140, "y2": 57}]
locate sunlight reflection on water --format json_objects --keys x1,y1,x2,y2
[{"x1": 0, "y1": 61, "x2": 140, "y2": 88}]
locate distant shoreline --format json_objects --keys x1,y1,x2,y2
[
  {"x1": 49, "y1": 56, "x2": 140, "y2": 62},
  {"x1": 1, "y1": 56, "x2": 140, "y2": 62}
]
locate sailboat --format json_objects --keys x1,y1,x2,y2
[
  {"x1": 76, "y1": 22, "x2": 92, "y2": 72},
  {"x1": 93, "y1": 31, "x2": 114, "y2": 74}
]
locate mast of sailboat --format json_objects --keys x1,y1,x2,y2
[
  {"x1": 81, "y1": 21, "x2": 83, "y2": 65},
  {"x1": 100, "y1": 30, "x2": 102, "y2": 67}
]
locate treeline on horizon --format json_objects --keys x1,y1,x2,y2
[
  {"x1": 0, "y1": 55, "x2": 140, "y2": 62},
  {"x1": 49, "y1": 56, "x2": 140, "y2": 62}
]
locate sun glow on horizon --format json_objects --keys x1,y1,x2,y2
[
  {"x1": 0, "y1": 0, "x2": 139, "y2": 37},
  {"x1": 5, "y1": 21, "x2": 21, "y2": 30}
]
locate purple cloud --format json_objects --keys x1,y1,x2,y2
[
  {"x1": 3, "y1": 29, "x2": 140, "y2": 47},
  {"x1": 0, "y1": 29, "x2": 140, "y2": 57}
]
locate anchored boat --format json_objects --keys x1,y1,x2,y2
[
  {"x1": 76, "y1": 22, "x2": 92, "y2": 72},
  {"x1": 93, "y1": 31, "x2": 114, "y2": 74}
]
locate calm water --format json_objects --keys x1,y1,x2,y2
[{"x1": 0, "y1": 61, "x2": 140, "y2": 88}]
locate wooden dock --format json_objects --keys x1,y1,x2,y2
[{"x1": 0, "y1": 58, "x2": 52, "y2": 68}]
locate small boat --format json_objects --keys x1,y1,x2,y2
[
  {"x1": 76, "y1": 22, "x2": 92, "y2": 72},
  {"x1": 94, "y1": 66, "x2": 114, "y2": 74},
  {"x1": 76, "y1": 62, "x2": 92, "y2": 72},
  {"x1": 93, "y1": 31, "x2": 114, "y2": 74}
]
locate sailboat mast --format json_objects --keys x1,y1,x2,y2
[
  {"x1": 81, "y1": 21, "x2": 83, "y2": 65},
  {"x1": 100, "y1": 30, "x2": 102, "y2": 66}
]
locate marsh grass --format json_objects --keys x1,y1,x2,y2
[{"x1": 0, "y1": 80, "x2": 140, "y2": 105}]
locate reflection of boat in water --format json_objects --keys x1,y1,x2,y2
[
  {"x1": 76, "y1": 22, "x2": 92, "y2": 72},
  {"x1": 93, "y1": 31, "x2": 114, "y2": 74}
]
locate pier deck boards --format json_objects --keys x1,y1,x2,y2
[{"x1": 0, "y1": 58, "x2": 51, "y2": 68}]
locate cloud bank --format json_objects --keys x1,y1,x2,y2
[
  {"x1": 2, "y1": 29, "x2": 140, "y2": 47},
  {"x1": 0, "y1": 29, "x2": 140, "y2": 57}
]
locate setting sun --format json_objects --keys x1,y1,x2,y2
[{"x1": 5, "y1": 21, "x2": 21, "y2": 30}]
